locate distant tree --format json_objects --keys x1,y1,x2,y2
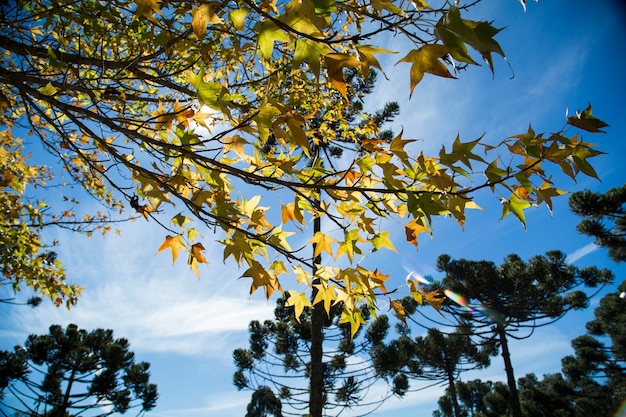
[
  {"x1": 517, "y1": 373, "x2": 576, "y2": 417},
  {"x1": 246, "y1": 386, "x2": 283, "y2": 417},
  {"x1": 0, "y1": 324, "x2": 158, "y2": 417},
  {"x1": 233, "y1": 298, "x2": 403, "y2": 416},
  {"x1": 559, "y1": 279, "x2": 626, "y2": 415},
  {"x1": 368, "y1": 303, "x2": 496, "y2": 417},
  {"x1": 437, "y1": 250, "x2": 614, "y2": 417},
  {"x1": 434, "y1": 379, "x2": 510, "y2": 417},
  {"x1": 569, "y1": 185, "x2": 626, "y2": 263}
]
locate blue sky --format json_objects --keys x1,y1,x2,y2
[{"x1": 2, "y1": 0, "x2": 626, "y2": 416}]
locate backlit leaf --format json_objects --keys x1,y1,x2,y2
[
  {"x1": 566, "y1": 103, "x2": 609, "y2": 133},
  {"x1": 157, "y1": 235, "x2": 186, "y2": 264},
  {"x1": 396, "y1": 44, "x2": 456, "y2": 97}
]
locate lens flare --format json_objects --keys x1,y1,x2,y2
[
  {"x1": 444, "y1": 289, "x2": 500, "y2": 322},
  {"x1": 406, "y1": 270, "x2": 432, "y2": 285}
]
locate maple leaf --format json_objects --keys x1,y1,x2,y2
[
  {"x1": 536, "y1": 181, "x2": 566, "y2": 215},
  {"x1": 435, "y1": 6, "x2": 505, "y2": 73},
  {"x1": 255, "y1": 20, "x2": 290, "y2": 60},
  {"x1": 371, "y1": 231, "x2": 397, "y2": 252},
  {"x1": 157, "y1": 235, "x2": 186, "y2": 265},
  {"x1": 335, "y1": 229, "x2": 365, "y2": 262},
  {"x1": 242, "y1": 260, "x2": 280, "y2": 298},
  {"x1": 339, "y1": 307, "x2": 368, "y2": 339},
  {"x1": 324, "y1": 53, "x2": 361, "y2": 99},
  {"x1": 312, "y1": 284, "x2": 336, "y2": 317},
  {"x1": 222, "y1": 135, "x2": 248, "y2": 158},
  {"x1": 188, "y1": 242, "x2": 208, "y2": 277},
  {"x1": 397, "y1": 44, "x2": 456, "y2": 97},
  {"x1": 390, "y1": 299, "x2": 407, "y2": 324},
  {"x1": 309, "y1": 231, "x2": 336, "y2": 258},
  {"x1": 566, "y1": 103, "x2": 609, "y2": 133},
  {"x1": 192, "y1": 3, "x2": 223, "y2": 39},
  {"x1": 281, "y1": 202, "x2": 305, "y2": 225},
  {"x1": 134, "y1": 0, "x2": 162, "y2": 22},
  {"x1": 405, "y1": 218, "x2": 429, "y2": 249},
  {"x1": 424, "y1": 289, "x2": 446, "y2": 313},
  {"x1": 285, "y1": 290, "x2": 311, "y2": 322},
  {"x1": 356, "y1": 45, "x2": 397, "y2": 79},
  {"x1": 500, "y1": 193, "x2": 533, "y2": 228}
]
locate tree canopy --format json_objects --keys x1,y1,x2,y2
[
  {"x1": 437, "y1": 250, "x2": 614, "y2": 417},
  {"x1": 0, "y1": 0, "x2": 609, "y2": 327},
  {"x1": 569, "y1": 184, "x2": 626, "y2": 263},
  {"x1": 0, "y1": 323, "x2": 158, "y2": 417}
]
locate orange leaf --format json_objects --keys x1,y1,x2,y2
[{"x1": 157, "y1": 235, "x2": 186, "y2": 264}]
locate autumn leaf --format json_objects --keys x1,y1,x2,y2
[
  {"x1": 310, "y1": 231, "x2": 336, "y2": 258},
  {"x1": 371, "y1": 231, "x2": 397, "y2": 252},
  {"x1": 312, "y1": 284, "x2": 336, "y2": 317},
  {"x1": 192, "y1": 3, "x2": 223, "y2": 39},
  {"x1": 285, "y1": 290, "x2": 311, "y2": 322},
  {"x1": 157, "y1": 235, "x2": 186, "y2": 264},
  {"x1": 390, "y1": 299, "x2": 407, "y2": 324},
  {"x1": 405, "y1": 218, "x2": 429, "y2": 249},
  {"x1": 222, "y1": 135, "x2": 249, "y2": 157},
  {"x1": 356, "y1": 45, "x2": 397, "y2": 79},
  {"x1": 324, "y1": 53, "x2": 361, "y2": 99},
  {"x1": 134, "y1": 0, "x2": 162, "y2": 22},
  {"x1": 566, "y1": 103, "x2": 609, "y2": 133},
  {"x1": 536, "y1": 182, "x2": 566, "y2": 215},
  {"x1": 255, "y1": 20, "x2": 290, "y2": 60},
  {"x1": 339, "y1": 307, "x2": 368, "y2": 339},
  {"x1": 396, "y1": 44, "x2": 456, "y2": 97},
  {"x1": 188, "y1": 242, "x2": 208, "y2": 277}
]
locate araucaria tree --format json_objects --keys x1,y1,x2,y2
[
  {"x1": 0, "y1": 0, "x2": 612, "y2": 408},
  {"x1": 233, "y1": 297, "x2": 404, "y2": 416},
  {"x1": 0, "y1": 323, "x2": 158, "y2": 417},
  {"x1": 437, "y1": 250, "x2": 614, "y2": 417},
  {"x1": 569, "y1": 184, "x2": 626, "y2": 263}
]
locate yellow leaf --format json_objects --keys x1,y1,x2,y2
[
  {"x1": 285, "y1": 290, "x2": 310, "y2": 322},
  {"x1": 222, "y1": 135, "x2": 248, "y2": 158},
  {"x1": 309, "y1": 231, "x2": 336, "y2": 258},
  {"x1": 242, "y1": 260, "x2": 281, "y2": 298},
  {"x1": 339, "y1": 307, "x2": 367, "y2": 339},
  {"x1": 192, "y1": 3, "x2": 223, "y2": 39},
  {"x1": 313, "y1": 284, "x2": 336, "y2": 317},
  {"x1": 390, "y1": 299, "x2": 406, "y2": 324},
  {"x1": 281, "y1": 202, "x2": 305, "y2": 225},
  {"x1": 405, "y1": 219, "x2": 428, "y2": 249},
  {"x1": 134, "y1": 0, "x2": 162, "y2": 22},
  {"x1": 157, "y1": 235, "x2": 186, "y2": 265}
]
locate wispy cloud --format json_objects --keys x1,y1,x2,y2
[
  {"x1": 566, "y1": 242, "x2": 599, "y2": 264},
  {"x1": 4, "y1": 220, "x2": 275, "y2": 357}
]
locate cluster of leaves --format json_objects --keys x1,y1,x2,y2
[
  {"x1": 0, "y1": 129, "x2": 78, "y2": 307},
  {"x1": 0, "y1": 323, "x2": 158, "y2": 416},
  {"x1": 0, "y1": 0, "x2": 609, "y2": 327}
]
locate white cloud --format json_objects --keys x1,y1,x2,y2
[
  {"x1": 4, "y1": 220, "x2": 275, "y2": 357},
  {"x1": 566, "y1": 242, "x2": 599, "y2": 264}
]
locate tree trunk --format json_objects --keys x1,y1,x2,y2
[
  {"x1": 496, "y1": 323, "x2": 522, "y2": 417},
  {"x1": 446, "y1": 369, "x2": 462, "y2": 417},
  {"x1": 309, "y1": 214, "x2": 324, "y2": 417}
]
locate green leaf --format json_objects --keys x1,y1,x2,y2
[
  {"x1": 38, "y1": 82, "x2": 58, "y2": 96},
  {"x1": 435, "y1": 6, "x2": 505, "y2": 73},
  {"x1": 255, "y1": 20, "x2": 290, "y2": 60},
  {"x1": 566, "y1": 103, "x2": 609, "y2": 133},
  {"x1": 500, "y1": 194, "x2": 533, "y2": 228}
]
